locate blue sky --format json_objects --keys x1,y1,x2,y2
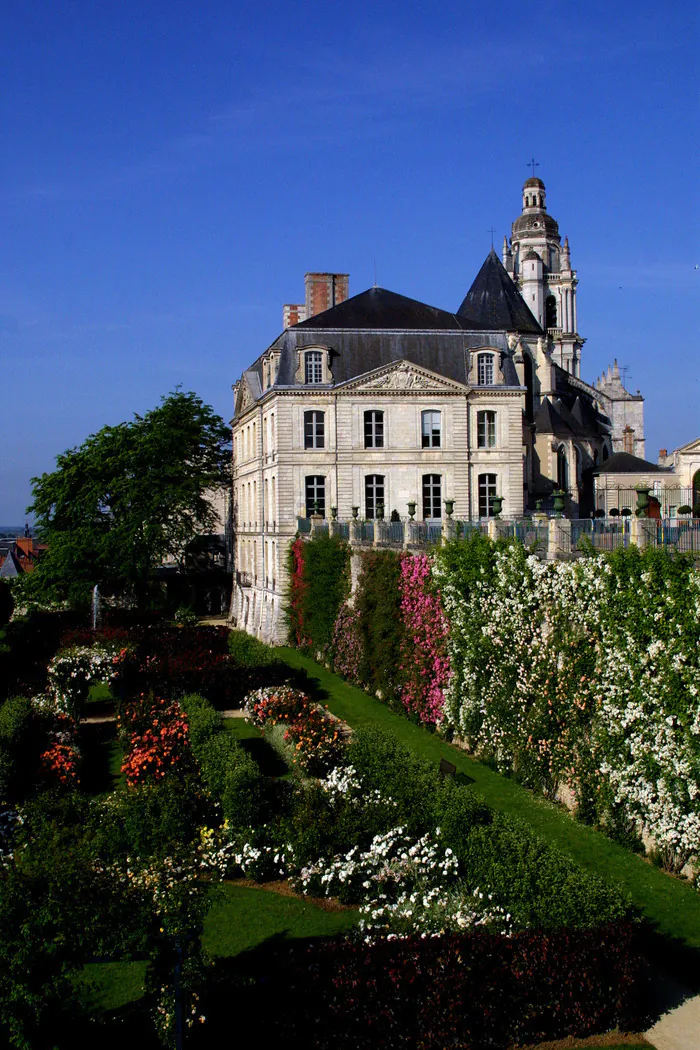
[{"x1": 1, "y1": 0, "x2": 698, "y2": 521}]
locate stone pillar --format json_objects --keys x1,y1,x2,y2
[
  {"x1": 442, "y1": 519, "x2": 455, "y2": 543},
  {"x1": 329, "y1": 519, "x2": 342, "y2": 538},
  {"x1": 487, "y1": 519, "x2": 498, "y2": 542},
  {"x1": 548, "y1": 517, "x2": 572, "y2": 560},
  {"x1": 348, "y1": 551, "x2": 363, "y2": 605},
  {"x1": 631, "y1": 516, "x2": 657, "y2": 550}
]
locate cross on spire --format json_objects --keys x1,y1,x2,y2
[
  {"x1": 528, "y1": 156, "x2": 540, "y2": 178},
  {"x1": 487, "y1": 227, "x2": 496, "y2": 248}
]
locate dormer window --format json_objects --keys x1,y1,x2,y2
[
  {"x1": 477, "y1": 353, "x2": 495, "y2": 386},
  {"x1": 305, "y1": 351, "x2": 323, "y2": 384}
]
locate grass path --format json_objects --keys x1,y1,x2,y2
[{"x1": 275, "y1": 647, "x2": 700, "y2": 960}]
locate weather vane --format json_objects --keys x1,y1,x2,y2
[{"x1": 528, "y1": 157, "x2": 540, "y2": 178}]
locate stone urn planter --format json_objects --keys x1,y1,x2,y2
[
  {"x1": 444, "y1": 498, "x2": 455, "y2": 519},
  {"x1": 552, "y1": 490, "x2": 567, "y2": 518},
  {"x1": 407, "y1": 501, "x2": 416, "y2": 521},
  {"x1": 491, "y1": 495, "x2": 504, "y2": 520},
  {"x1": 375, "y1": 504, "x2": 385, "y2": 520},
  {"x1": 634, "y1": 484, "x2": 651, "y2": 518},
  {"x1": 330, "y1": 506, "x2": 338, "y2": 520}
]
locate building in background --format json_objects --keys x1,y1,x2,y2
[{"x1": 230, "y1": 178, "x2": 645, "y2": 641}]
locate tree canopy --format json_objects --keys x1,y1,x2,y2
[{"x1": 27, "y1": 390, "x2": 231, "y2": 608}]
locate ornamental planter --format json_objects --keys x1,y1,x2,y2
[
  {"x1": 552, "y1": 490, "x2": 566, "y2": 517},
  {"x1": 634, "y1": 484, "x2": 651, "y2": 518},
  {"x1": 407, "y1": 501, "x2": 416, "y2": 521},
  {"x1": 444, "y1": 499, "x2": 455, "y2": 519},
  {"x1": 376, "y1": 504, "x2": 385, "y2": 520},
  {"x1": 351, "y1": 506, "x2": 359, "y2": 519},
  {"x1": 491, "y1": 495, "x2": 504, "y2": 520},
  {"x1": 330, "y1": 506, "x2": 338, "y2": 520}
]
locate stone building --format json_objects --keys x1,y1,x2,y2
[{"x1": 230, "y1": 177, "x2": 645, "y2": 641}]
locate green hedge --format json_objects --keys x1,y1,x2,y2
[
  {"x1": 179, "y1": 693, "x2": 263, "y2": 828},
  {"x1": 354, "y1": 550, "x2": 404, "y2": 707},
  {"x1": 347, "y1": 727, "x2": 629, "y2": 930},
  {"x1": 287, "y1": 535, "x2": 351, "y2": 656}
]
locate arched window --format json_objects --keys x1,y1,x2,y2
[
  {"x1": 304, "y1": 410, "x2": 325, "y2": 449},
  {"x1": 476, "y1": 410, "x2": 496, "y2": 448},
  {"x1": 478, "y1": 474, "x2": 497, "y2": 518},
  {"x1": 305, "y1": 351, "x2": 323, "y2": 384},
  {"x1": 365, "y1": 475, "x2": 385, "y2": 519},
  {"x1": 524, "y1": 353, "x2": 534, "y2": 422},
  {"x1": 477, "y1": 353, "x2": 495, "y2": 386},
  {"x1": 364, "y1": 410, "x2": 384, "y2": 449},
  {"x1": 421, "y1": 410, "x2": 441, "y2": 448},
  {"x1": 422, "y1": 474, "x2": 442, "y2": 520},
  {"x1": 557, "y1": 446, "x2": 568, "y2": 490},
  {"x1": 545, "y1": 295, "x2": 557, "y2": 329}
]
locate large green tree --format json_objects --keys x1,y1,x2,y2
[{"x1": 27, "y1": 390, "x2": 230, "y2": 608}]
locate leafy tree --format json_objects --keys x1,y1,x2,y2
[{"x1": 27, "y1": 391, "x2": 230, "y2": 609}]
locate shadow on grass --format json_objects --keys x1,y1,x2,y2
[
  {"x1": 237, "y1": 734, "x2": 289, "y2": 777},
  {"x1": 79, "y1": 721, "x2": 123, "y2": 794}
]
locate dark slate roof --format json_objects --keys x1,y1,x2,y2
[
  {"x1": 0, "y1": 549, "x2": 19, "y2": 578},
  {"x1": 456, "y1": 249, "x2": 543, "y2": 335},
  {"x1": 534, "y1": 397, "x2": 574, "y2": 438},
  {"x1": 593, "y1": 452, "x2": 672, "y2": 475},
  {"x1": 293, "y1": 287, "x2": 465, "y2": 331}
]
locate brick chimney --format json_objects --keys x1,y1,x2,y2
[
  {"x1": 283, "y1": 272, "x2": 349, "y2": 328},
  {"x1": 658, "y1": 448, "x2": 667, "y2": 464}
]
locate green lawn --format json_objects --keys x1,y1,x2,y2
[
  {"x1": 76, "y1": 882, "x2": 357, "y2": 1014},
  {"x1": 275, "y1": 647, "x2": 700, "y2": 959}
]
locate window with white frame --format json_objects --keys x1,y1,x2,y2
[
  {"x1": 305, "y1": 351, "x2": 323, "y2": 384},
  {"x1": 421, "y1": 410, "x2": 441, "y2": 448},
  {"x1": 365, "y1": 475, "x2": 385, "y2": 519},
  {"x1": 478, "y1": 473, "x2": 497, "y2": 518},
  {"x1": 477, "y1": 410, "x2": 497, "y2": 448},
  {"x1": 304, "y1": 410, "x2": 325, "y2": 449},
  {"x1": 422, "y1": 474, "x2": 442, "y2": 519},
  {"x1": 477, "y1": 353, "x2": 495, "y2": 386},
  {"x1": 364, "y1": 410, "x2": 384, "y2": 449},
  {"x1": 305, "y1": 475, "x2": 326, "y2": 517}
]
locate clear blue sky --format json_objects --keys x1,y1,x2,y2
[{"x1": 1, "y1": 0, "x2": 698, "y2": 521}]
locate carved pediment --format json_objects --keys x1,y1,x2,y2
[
  {"x1": 341, "y1": 360, "x2": 465, "y2": 394},
  {"x1": 235, "y1": 374, "x2": 257, "y2": 416}
]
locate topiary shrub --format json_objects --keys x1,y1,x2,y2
[
  {"x1": 609, "y1": 508, "x2": 620, "y2": 517},
  {"x1": 354, "y1": 549, "x2": 404, "y2": 707},
  {"x1": 620, "y1": 507, "x2": 632, "y2": 517},
  {"x1": 677, "y1": 505, "x2": 692, "y2": 515}
]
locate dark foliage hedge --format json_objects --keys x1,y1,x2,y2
[
  {"x1": 286, "y1": 535, "x2": 350, "y2": 655},
  {"x1": 61, "y1": 625, "x2": 294, "y2": 709},
  {"x1": 354, "y1": 549, "x2": 404, "y2": 707},
  {"x1": 195, "y1": 922, "x2": 647, "y2": 1049}
]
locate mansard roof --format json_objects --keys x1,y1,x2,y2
[
  {"x1": 456, "y1": 249, "x2": 543, "y2": 335},
  {"x1": 292, "y1": 286, "x2": 465, "y2": 331}
]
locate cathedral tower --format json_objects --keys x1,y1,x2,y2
[{"x1": 503, "y1": 177, "x2": 583, "y2": 377}]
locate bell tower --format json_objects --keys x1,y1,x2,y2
[{"x1": 503, "y1": 175, "x2": 583, "y2": 377}]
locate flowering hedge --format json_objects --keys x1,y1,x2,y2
[
  {"x1": 119, "y1": 695, "x2": 191, "y2": 786},
  {"x1": 434, "y1": 538, "x2": 700, "y2": 876},
  {"x1": 398, "y1": 553, "x2": 451, "y2": 724},
  {"x1": 244, "y1": 685, "x2": 344, "y2": 774}
]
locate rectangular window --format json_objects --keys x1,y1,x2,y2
[
  {"x1": 422, "y1": 474, "x2": 442, "y2": 520},
  {"x1": 364, "y1": 410, "x2": 384, "y2": 449},
  {"x1": 304, "y1": 410, "x2": 325, "y2": 449},
  {"x1": 365, "y1": 474, "x2": 385, "y2": 519},
  {"x1": 478, "y1": 473, "x2": 497, "y2": 518},
  {"x1": 477, "y1": 354, "x2": 495, "y2": 386},
  {"x1": 477, "y1": 410, "x2": 497, "y2": 448},
  {"x1": 305, "y1": 351, "x2": 323, "y2": 384},
  {"x1": 421, "y1": 410, "x2": 441, "y2": 448},
  {"x1": 305, "y1": 475, "x2": 326, "y2": 517}
]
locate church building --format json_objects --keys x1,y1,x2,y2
[{"x1": 230, "y1": 177, "x2": 644, "y2": 641}]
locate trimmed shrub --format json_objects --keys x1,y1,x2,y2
[
  {"x1": 228, "y1": 629, "x2": 282, "y2": 669},
  {"x1": 354, "y1": 549, "x2": 404, "y2": 706},
  {"x1": 287, "y1": 535, "x2": 350, "y2": 656}
]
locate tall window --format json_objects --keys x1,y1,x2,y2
[
  {"x1": 305, "y1": 475, "x2": 326, "y2": 517},
  {"x1": 545, "y1": 295, "x2": 558, "y2": 328},
  {"x1": 364, "y1": 410, "x2": 384, "y2": 449},
  {"x1": 422, "y1": 474, "x2": 442, "y2": 520},
  {"x1": 477, "y1": 410, "x2": 496, "y2": 448},
  {"x1": 365, "y1": 475, "x2": 385, "y2": 519},
  {"x1": 478, "y1": 473, "x2": 497, "y2": 518},
  {"x1": 304, "y1": 410, "x2": 325, "y2": 449},
  {"x1": 557, "y1": 446, "x2": 568, "y2": 490},
  {"x1": 305, "y1": 351, "x2": 323, "y2": 384},
  {"x1": 421, "y1": 410, "x2": 441, "y2": 448},
  {"x1": 477, "y1": 353, "x2": 495, "y2": 386}
]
